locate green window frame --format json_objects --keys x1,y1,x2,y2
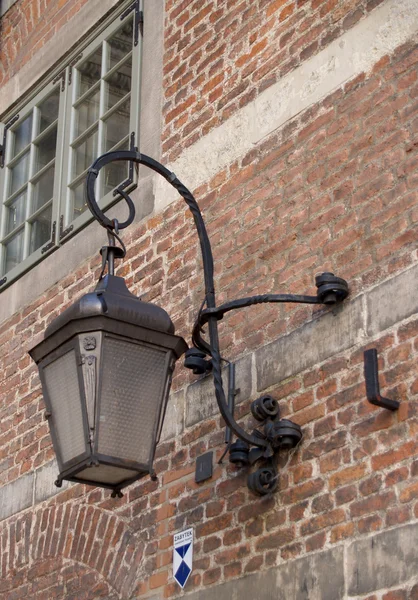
[{"x1": 0, "y1": 0, "x2": 142, "y2": 290}]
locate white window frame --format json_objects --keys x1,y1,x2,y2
[{"x1": 0, "y1": 0, "x2": 142, "y2": 290}]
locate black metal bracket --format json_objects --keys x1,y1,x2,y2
[
  {"x1": 225, "y1": 362, "x2": 238, "y2": 444},
  {"x1": 84, "y1": 150, "x2": 350, "y2": 493},
  {"x1": 192, "y1": 272, "x2": 348, "y2": 346},
  {"x1": 247, "y1": 463, "x2": 278, "y2": 495},
  {"x1": 137, "y1": 9, "x2": 144, "y2": 41},
  {"x1": 68, "y1": 53, "x2": 83, "y2": 86},
  {"x1": 41, "y1": 221, "x2": 57, "y2": 254},
  {"x1": 52, "y1": 70, "x2": 66, "y2": 92},
  {"x1": 364, "y1": 348, "x2": 400, "y2": 411},
  {"x1": 0, "y1": 277, "x2": 7, "y2": 288},
  {"x1": 184, "y1": 347, "x2": 212, "y2": 375},
  {"x1": 1, "y1": 114, "x2": 19, "y2": 168},
  {"x1": 59, "y1": 215, "x2": 74, "y2": 240},
  {"x1": 228, "y1": 398, "x2": 302, "y2": 495},
  {"x1": 121, "y1": 0, "x2": 142, "y2": 45}
]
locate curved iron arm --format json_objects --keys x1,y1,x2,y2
[
  {"x1": 192, "y1": 294, "x2": 320, "y2": 352},
  {"x1": 85, "y1": 150, "x2": 348, "y2": 453},
  {"x1": 86, "y1": 150, "x2": 270, "y2": 449}
]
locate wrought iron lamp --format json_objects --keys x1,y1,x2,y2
[{"x1": 29, "y1": 150, "x2": 348, "y2": 497}]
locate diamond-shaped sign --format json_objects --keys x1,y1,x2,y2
[{"x1": 173, "y1": 528, "x2": 193, "y2": 588}]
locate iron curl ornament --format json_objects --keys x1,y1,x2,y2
[{"x1": 85, "y1": 150, "x2": 349, "y2": 495}]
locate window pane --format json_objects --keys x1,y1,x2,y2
[
  {"x1": 106, "y1": 59, "x2": 131, "y2": 110},
  {"x1": 102, "y1": 139, "x2": 129, "y2": 196},
  {"x1": 32, "y1": 165, "x2": 54, "y2": 213},
  {"x1": 75, "y1": 89, "x2": 100, "y2": 137},
  {"x1": 30, "y1": 205, "x2": 52, "y2": 253},
  {"x1": 5, "y1": 191, "x2": 27, "y2": 235},
  {"x1": 73, "y1": 127, "x2": 98, "y2": 178},
  {"x1": 39, "y1": 89, "x2": 60, "y2": 134},
  {"x1": 42, "y1": 349, "x2": 87, "y2": 464},
  {"x1": 69, "y1": 180, "x2": 87, "y2": 221},
  {"x1": 108, "y1": 20, "x2": 133, "y2": 71},
  {"x1": 78, "y1": 48, "x2": 102, "y2": 96},
  {"x1": 9, "y1": 152, "x2": 30, "y2": 195},
  {"x1": 4, "y1": 229, "x2": 24, "y2": 273},
  {"x1": 103, "y1": 162, "x2": 129, "y2": 196},
  {"x1": 104, "y1": 98, "x2": 130, "y2": 151},
  {"x1": 34, "y1": 126, "x2": 57, "y2": 173},
  {"x1": 13, "y1": 115, "x2": 32, "y2": 157}
]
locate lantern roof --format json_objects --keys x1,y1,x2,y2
[
  {"x1": 45, "y1": 274, "x2": 175, "y2": 338},
  {"x1": 30, "y1": 275, "x2": 187, "y2": 365}
]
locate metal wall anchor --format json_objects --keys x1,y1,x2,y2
[{"x1": 363, "y1": 348, "x2": 400, "y2": 411}]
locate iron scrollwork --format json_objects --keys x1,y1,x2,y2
[{"x1": 85, "y1": 150, "x2": 349, "y2": 495}]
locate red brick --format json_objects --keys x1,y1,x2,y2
[
  {"x1": 372, "y1": 441, "x2": 418, "y2": 470},
  {"x1": 382, "y1": 591, "x2": 408, "y2": 600},
  {"x1": 281, "y1": 478, "x2": 325, "y2": 504},
  {"x1": 300, "y1": 509, "x2": 345, "y2": 535},
  {"x1": 350, "y1": 491, "x2": 396, "y2": 518},
  {"x1": 255, "y1": 527, "x2": 295, "y2": 550},
  {"x1": 329, "y1": 464, "x2": 367, "y2": 490}
]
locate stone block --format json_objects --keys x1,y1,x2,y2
[
  {"x1": 1, "y1": 0, "x2": 18, "y2": 17},
  {"x1": 229, "y1": 568, "x2": 278, "y2": 600},
  {"x1": 160, "y1": 389, "x2": 184, "y2": 442},
  {"x1": 347, "y1": 522, "x2": 418, "y2": 595},
  {"x1": 0, "y1": 474, "x2": 33, "y2": 521},
  {"x1": 367, "y1": 265, "x2": 418, "y2": 337},
  {"x1": 183, "y1": 547, "x2": 344, "y2": 599},
  {"x1": 256, "y1": 297, "x2": 363, "y2": 391},
  {"x1": 274, "y1": 547, "x2": 344, "y2": 600},
  {"x1": 185, "y1": 354, "x2": 253, "y2": 427},
  {"x1": 34, "y1": 460, "x2": 70, "y2": 504}
]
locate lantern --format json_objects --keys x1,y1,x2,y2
[
  {"x1": 29, "y1": 149, "x2": 349, "y2": 498},
  {"x1": 29, "y1": 273, "x2": 187, "y2": 497}
]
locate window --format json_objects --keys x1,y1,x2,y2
[{"x1": 0, "y1": 0, "x2": 142, "y2": 289}]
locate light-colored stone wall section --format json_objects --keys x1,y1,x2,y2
[
  {"x1": 347, "y1": 523, "x2": 418, "y2": 596},
  {"x1": 172, "y1": 524, "x2": 418, "y2": 599}
]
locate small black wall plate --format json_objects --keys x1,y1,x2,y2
[{"x1": 195, "y1": 451, "x2": 213, "y2": 483}]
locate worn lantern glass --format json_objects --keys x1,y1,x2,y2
[{"x1": 29, "y1": 274, "x2": 187, "y2": 496}]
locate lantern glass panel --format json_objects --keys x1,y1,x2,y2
[
  {"x1": 97, "y1": 335, "x2": 171, "y2": 464},
  {"x1": 42, "y1": 348, "x2": 88, "y2": 464},
  {"x1": 76, "y1": 464, "x2": 138, "y2": 485}
]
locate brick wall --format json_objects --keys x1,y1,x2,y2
[
  {"x1": 161, "y1": 0, "x2": 386, "y2": 162},
  {"x1": 1, "y1": 0, "x2": 418, "y2": 599},
  {"x1": 0, "y1": 0, "x2": 89, "y2": 86}
]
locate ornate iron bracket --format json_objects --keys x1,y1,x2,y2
[{"x1": 85, "y1": 150, "x2": 349, "y2": 495}]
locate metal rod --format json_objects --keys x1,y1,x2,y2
[
  {"x1": 225, "y1": 362, "x2": 236, "y2": 444},
  {"x1": 107, "y1": 230, "x2": 115, "y2": 276}
]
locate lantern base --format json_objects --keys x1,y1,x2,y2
[{"x1": 55, "y1": 456, "x2": 151, "y2": 496}]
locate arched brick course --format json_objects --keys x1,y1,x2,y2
[{"x1": 0, "y1": 499, "x2": 146, "y2": 599}]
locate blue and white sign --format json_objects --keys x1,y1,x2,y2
[{"x1": 173, "y1": 528, "x2": 193, "y2": 588}]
